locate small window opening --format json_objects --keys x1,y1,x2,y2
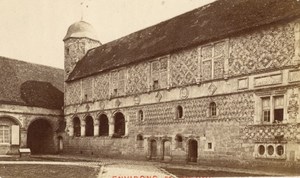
[
  {"x1": 208, "y1": 142, "x2": 212, "y2": 150},
  {"x1": 153, "y1": 80, "x2": 159, "y2": 90},
  {"x1": 113, "y1": 89, "x2": 118, "y2": 96},
  {"x1": 176, "y1": 106, "x2": 183, "y2": 119},
  {"x1": 138, "y1": 110, "x2": 144, "y2": 121},
  {"x1": 66, "y1": 47, "x2": 69, "y2": 55},
  {"x1": 267, "y1": 145, "x2": 274, "y2": 155},
  {"x1": 137, "y1": 134, "x2": 144, "y2": 148},
  {"x1": 276, "y1": 145, "x2": 284, "y2": 156},
  {"x1": 258, "y1": 145, "x2": 265, "y2": 155}
]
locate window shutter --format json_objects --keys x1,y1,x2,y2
[{"x1": 11, "y1": 125, "x2": 20, "y2": 145}]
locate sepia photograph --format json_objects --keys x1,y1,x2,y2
[{"x1": 0, "y1": 0, "x2": 300, "y2": 177}]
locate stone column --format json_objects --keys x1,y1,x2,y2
[
  {"x1": 125, "y1": 119, "x2": 129, "y2": 136},
  {"x1": 66, "y1": 119, "x2": 74, "y2": 136},
  {"x1": 94, "y1": 119, "x2": 99, "y2": 136},
  {"x1": 109, "y1": 121, "x2": 114, "y2": 136},
  {"x1": 81, "y1": 122, "x2": 86, "y2": 137}
]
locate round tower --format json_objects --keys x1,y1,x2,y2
[{"x1": 63, "y1": 21, "x2": 101, "y2": 79}]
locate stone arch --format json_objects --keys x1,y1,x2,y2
[
  {"x1": 0, "y1": 115, "x2": 22, "y2": 128},
  {"x1": 73, "y1": 117, "x2": 81, "y2": 137},
  {"x1": 85, "y1": 115, "x2": 94, "y2": 137},
  {"x1": 99, "y1": 113, "x2": 109, "y2": 136},
  {"x1": 27, "y1": 118, "x2": 55, "y2": 154},
  {"x1": 162, "y1": 138, "x2": 172, "y2": 161},
  {"x1": 113, "y1": 112, "x2": 125, "y2": 137},
  {"x1": 149, "y1": 138, "x2": 158, "y2": 160},
  {"x1": 187, "y1": 139, "x2": 198, "y2": 162}
]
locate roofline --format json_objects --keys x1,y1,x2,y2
[
  {"x1": 66, "y1": 15, "x2": 300, "y2": 83},
  {"x1": 0, "y1": 55, "x2": 64, "y2": 71}
]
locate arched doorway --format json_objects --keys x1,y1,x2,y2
[
  {"x1": 27, "y1": 119, "x2": 54, "y2": 154},
  {"x1": 162, "y1": 140, "x2": 171, "y2": 160},
  {"x1": 114, "y1": 112, "x2": 125, "y2": 137},
  {"x1": 73, "y1": 117, "x2": 80, "y2": 137},
  {"x1": 150, "y1": 139, "x2": 157, "y2": 159},
  {"x1": 188, "y1": 139, "x2": 198, "y2": 162},
  {"x1": 99, "y1": 114, "x2": 109, "y2": 136},
  {"x1": 85, "y1": 116, "x2": 94, "y2": 137}
]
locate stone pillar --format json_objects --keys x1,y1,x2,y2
[
  {"x1": 66, "y1": 119, "x2": 74, "y2": 136},
  {"x1": 125, "y1": 120, "x2": 129, "y2": 136},
  {"x1": 109, "y1": 121, "x2": 114, "y2": 136},
  {"x1": 94, "y1": 119, "x2": 99, "y2": 136},
  {"x1": 81, "y1": 122, "x2": 86, "y2": 137},
  {"x1": 20, "y1": 129, "x2": 27, "y2": 148}
]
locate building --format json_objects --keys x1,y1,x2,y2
[
  {"x1": 63, "y1": 0, "x2": 300, "y2": 167},
  {"x1": 0, "y1": 57, "x2": 64, "y2": 154}
]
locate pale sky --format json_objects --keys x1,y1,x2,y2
[{"x1": 0, "y1": 0, "x2": 215, "y2": 69}]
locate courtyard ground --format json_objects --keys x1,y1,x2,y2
[{"x1": 0, "y1": 154, "x2": 298, "y2": 177}]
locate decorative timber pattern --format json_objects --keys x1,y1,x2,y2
[
  {"x1": 229, "y1": 23, "x2": 295, "y2": 77},
  {"x1": 94, "y1": 73, "x2": 110, "y2": 100},
  {"x1": 126, "y1": 63, "x2": 149, "y2": 94},
  {"x1": 170, "y1": 48, "x2": 199, "y2": 87}
]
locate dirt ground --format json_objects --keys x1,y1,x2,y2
[{"x1": 0, "y1": 164, "x2": 99, "y2": 178}]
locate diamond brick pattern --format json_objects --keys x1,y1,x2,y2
[{"x1": 229, "y1": 23, "x2": 294, "y2": 76}]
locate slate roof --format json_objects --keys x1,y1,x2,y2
[
  {"x1": 67, "y1": 0, "x2": 300, "y2": 81},
  {"x1": 0, "y1": 56, "x2": 64, "y2": 109}
]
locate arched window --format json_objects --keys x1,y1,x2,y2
[
  {"x1": 85, "y1": 116, "x2": 94, "y2": 137},
  {"x1": 99, "y1": 114, "x2": 109, "y2": 136},
  {"x1": 175, "y1": 134, "x2": 183, "y2": 148},
  {"x1": 137, "y1": 134, "x2": 144, "y2": 148},
  {"x1": 138, "y1": 110, "x2": 144, "y2": 121},
  {"x1": 114, "y1": 112, "x2": 125, "y2": 137},
  {"x1": 73, "y1": 117, "x2": 81, "y2": 137},
  {"x1": 176, "y1": 105, "x2": 183, "y2": 119},
  {"x1": 209, "y1": 102, "x2": 217, "y2": 116}
]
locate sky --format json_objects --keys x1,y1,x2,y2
[{"x1": 0, "y1": 0, "x2": 215, "y2": 69}]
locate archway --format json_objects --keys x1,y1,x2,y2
[
  {"x1": 150, "y1": 139, "x2": 157, "y2": 159},
  {"x1": 188, "y1": 139, "x2": 198, "y2": 162},
  {"x1": 27, "y1": 119, "x2": 54, "y2": 154},
  {"x1": 73, "y1": 117, "x2": 80, "y2": 137},
  {"x1": 114, "y1": 112, "x2": 125, "y2": 137},
  {"x1": 162, "y1": 140, "x2": 171, "y2": 160},
  {"x1": 99, "y1": 114, "x2": 109, "y2": 136},
  {"x1": 85, "y1": 116, "x2": 94, "y2": 137}
]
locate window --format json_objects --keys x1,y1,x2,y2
[
  {"x1": 258, "y1": 145, "x2": 265, "y2": 155},
  {"x1": 138, "y1": 110, "x2": 144, "y2": 121},
  {"x1": 150, "y1": 57, "x2": 168, "y2": 91},
  {"x1": 209, "y1": 102, "x2": 217, "y2": 116},
  {"x1": 262, "y1": 97, "x2": 270, "y2": 122},
  {"x1": 256, "y1": 144, "x2": 285, "y2": 158},
  {"x1": 176, "y1": 106, "x2": 183, "y2": 119},
  {"x1": 65, "y1": 47, "x2": 69, "y2": 55},
  {"x1": 73, "y1": 117, "x2": 81, "y2": 137},
  {"x1": 274, "y1": 96, "x2": 284, "y2": 123},
  {"x1": 208, "y1": 142, "x2": 212, "y2": 150},
  {"x1": 261, "y1": 95, "x2": 284, "y2": 123},
  {"x1": 0, "y1": 125, "x2": 10, "y2": 144},
  {"x1": 153, "y1": 80, "x2": 159, "y2": 90}
]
